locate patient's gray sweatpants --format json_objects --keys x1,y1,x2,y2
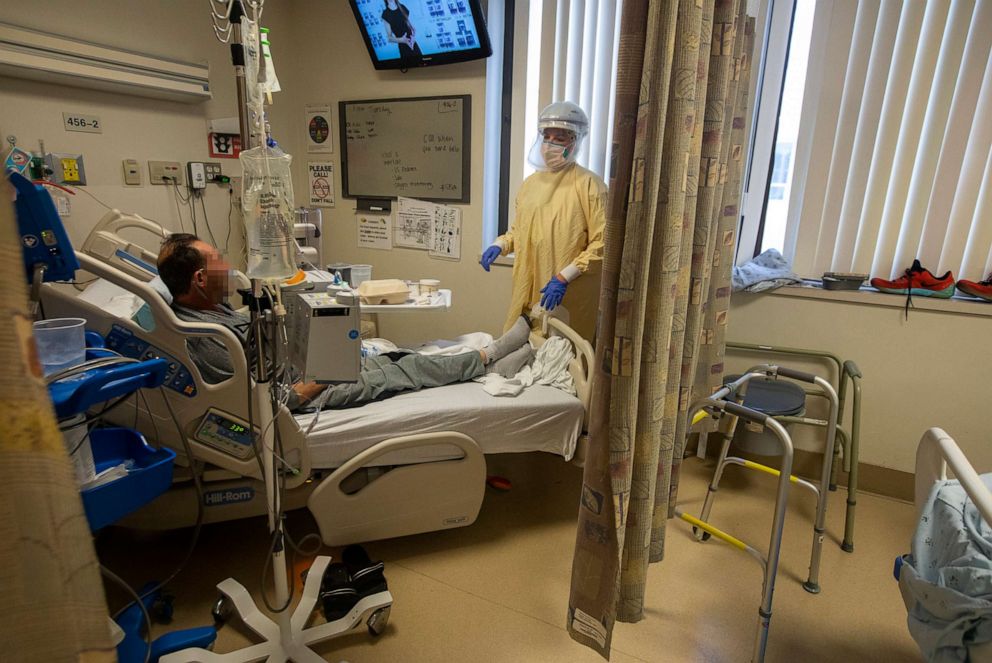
[
  {"x1": 319, "y1": 351, "x2": 484, "y2": 409},
  {"x1": 171, "y1": 304, "x2": 484, "y2": 410}
]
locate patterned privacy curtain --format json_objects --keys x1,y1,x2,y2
[
  {"x1": 567, "y1": 0, "x2": 756, "y2": 656},
  {"x1": 0, "y1": 183, "x2": 115, "y2": 661}
]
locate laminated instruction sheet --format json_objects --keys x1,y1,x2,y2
[{"x1": 394, "y1": 196, "x2": 462, "y2": 260}]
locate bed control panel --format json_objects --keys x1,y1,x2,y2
[
  {"x1": 104, "y1": 324, "x2": 197, "y2": 397},
  {"x1": 194, "y1": 409, "x2": 256, "y2": 460}
]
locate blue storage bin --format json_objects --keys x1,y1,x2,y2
[{"x1": 81, "y1": 428, "x2": 175, "y2": 532}]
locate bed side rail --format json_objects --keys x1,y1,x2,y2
[
  {"x1": 72, "y1": 253, "x2": 248, "y2": 382},
  {"x1": 538, "y1": 315, "x2": 594, "y2": 414},
  {"x1": 80, "y1": 209, "x2": 167, "y2": 279},
  {"x1": 42, "y1": 253, "x2": 311, "y2": 487},
  {"x1": 916, "y1": 428, "x2": 992, "y2": 526}
]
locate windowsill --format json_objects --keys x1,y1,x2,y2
[{"x1": 738, "y1": 280, "x2": 992, "y2": 318}]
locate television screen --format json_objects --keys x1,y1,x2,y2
[{"x1": 349, "y1": 0, "x2": 493, "y2": 70}]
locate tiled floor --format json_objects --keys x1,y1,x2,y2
[{"x1": 97, "y1": 452, "x2": 922, "y2": 662}]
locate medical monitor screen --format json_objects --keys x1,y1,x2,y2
[{"x1": 349, "y1": 0, "x2": 492, "y2": 70}]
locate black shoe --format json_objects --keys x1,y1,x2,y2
[
  {"x1": 342, "y1": 545, "x2": 388, "y2": 597},
  {"x1": 319, "y1": 562, "x2": 359, "y2": 622}
]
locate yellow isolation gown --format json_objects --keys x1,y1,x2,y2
[{"x1": 496, "y1": 163, "x2": 607, "y2": 334}]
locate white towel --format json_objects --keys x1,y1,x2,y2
[
  {"x1": 476, "y1": 336, "x2": 575, "y2": 397},
  {"x1": 416, "y1": 332, "x2": 493, "y2": 356},
  {"x1": 362, "y1": 332, "x2": 494, "y2": 359}
]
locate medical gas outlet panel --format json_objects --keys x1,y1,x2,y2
[{"x1": 104, "y1": 325, "x2": 197, "y2": 397}]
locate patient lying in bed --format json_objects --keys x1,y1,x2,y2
[{"x1": 156, "y1": 234, "x2": 535, "y2": 411}]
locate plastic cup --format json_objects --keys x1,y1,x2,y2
[
  {"x1": 33, "y1": 317, "x2": 86, "y2": 377},
  {"x1": 350, "y1": 264, "x2": 373, "y2": 288},
  {"x1": 420, "y1": 278, "x2": 440, "y2": 295}
]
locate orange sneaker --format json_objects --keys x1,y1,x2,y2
[
  {"x1": 870, "y1": 260, "x2": 956, "y2": 298},
  {"x1": 957, "y1": 274, "x2": 992, "y2": 302}
]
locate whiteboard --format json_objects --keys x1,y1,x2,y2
[{"x1": 339, "y1": 95, "x2": 470, "y2": 203}]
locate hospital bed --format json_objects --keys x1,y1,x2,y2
[
  {"x1": 41, "y1": 210, "x2": 594, "y2": 546},
  {"x1": 896, "y1": 429, "x2": 992, "y2": 662}
]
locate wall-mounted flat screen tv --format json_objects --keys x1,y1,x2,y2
[{"x1": 349, "y1": 0, "x2": 492, "y2": 70}]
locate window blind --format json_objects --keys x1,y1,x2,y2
[{"x1": 787, "y1": 0, "x2": 992, "y2": 281}]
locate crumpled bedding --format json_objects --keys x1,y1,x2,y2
[
  {"x1": 732, "y1": 248, "x2": 802, "y2": 293},
  {"x1": 899, "y1": 474, "x2": 992, "y2": 662},
  {"x1": 474, "y1": 335, "x2": 575, "y2": 397},
  {"x1": 365, "y1": 333, "x2": 575, "y2": 399}
]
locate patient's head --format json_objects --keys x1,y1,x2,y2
[{"x1": 158, "y1": 234, "x2": 232, "y2": 309}]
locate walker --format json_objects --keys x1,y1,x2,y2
[{"x1": 674, "y1": 365, "x2": 839, "y2": 662}]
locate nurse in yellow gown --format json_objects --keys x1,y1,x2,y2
[{"x1": 481, "y1": 102, "x2": 606, "y2": 334}]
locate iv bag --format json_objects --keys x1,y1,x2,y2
[
  {"x1": 240, "y1": 145, "x2": 296, "y2": 281},
  {"x1": 259, "y1": 27, "x2": 281, "y2": 94},
  {"x1": 242, "y1": 18, "x2": 265, "y2": 145}
]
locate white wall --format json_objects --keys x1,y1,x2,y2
[
  {"x1": 0, "y1": 1, "x2": 296, "y2": 265},
  {"x1": 0, "y1": 1, "x2": 514, "y2": 347},
  {"x1": 274, "y1": 2, "x2": 512, "y2": 347},
  {"x1": 727, "y1": 291, "x2": 990, "y2": 474}
]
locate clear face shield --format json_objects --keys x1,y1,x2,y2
[{"x1": 527, "y1": 128, "x2": 582, "y2": 172}]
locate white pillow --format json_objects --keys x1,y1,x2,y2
[{"x1": 149, "y1": 275, "x2": 173, "y2": 304}]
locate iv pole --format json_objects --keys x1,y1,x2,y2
[{"x1": 160, "y1": 3, "x2": 391, "y2": 660}]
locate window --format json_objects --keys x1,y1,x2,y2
[
  {"x1": 482, "y1": 0, "x2": 622, "y2": 246},
  {"x1": 741, "y1": 0, "x2": 992, "y2": 282},
  {"x1": 737, "y1": 0, "x2": 815, "y2": 262},
  {"x1": 768, "y1": 142, "x2": 793, "y2": 201}
]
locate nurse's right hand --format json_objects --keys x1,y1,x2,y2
[{"x1": 480, "y1": 245, "x2": 502, "y2": 272}]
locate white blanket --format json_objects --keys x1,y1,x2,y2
[
  {"x1": 475, "y1": 336, "x2": 575, "y2": 397},
  {"x1": 362, "y1": 332, "x2": 493, "y2": 358}
]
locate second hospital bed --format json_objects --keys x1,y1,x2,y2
[{"x1": 42, "y1": 210, "x2": 594, "y2": 546}]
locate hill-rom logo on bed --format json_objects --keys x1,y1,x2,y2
[{"x1": 204, "y1": 487, "x2": 255, "y2": 507}]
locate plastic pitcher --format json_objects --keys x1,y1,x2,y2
[
  {"x1": 350, "y1": 264, "x2": 372, "y2": 288},
  {"x1": 33, "y1": 317, "x2": 86, "y2": 376}
]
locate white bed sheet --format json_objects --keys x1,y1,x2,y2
[{"x1": 295, "y1": 381, "x2": 584, "y2": 469}]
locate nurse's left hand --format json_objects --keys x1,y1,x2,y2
[{"x1": 539, "y1": 276, "x2": 568, "y2": 311}]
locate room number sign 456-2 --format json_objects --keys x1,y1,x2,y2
[{"x1": 63, "y1": 112, "x2": 102, "y2": 134}]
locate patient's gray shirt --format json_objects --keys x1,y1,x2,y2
[{"x1": 172, "y1": 303, "x2": 251, "y2": 385}]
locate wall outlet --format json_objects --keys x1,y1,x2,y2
[
  {"x1": 45, "y1": 152, "x2": 86, "y2": 185},
  {"x1": 203, "y1": 162, "x2": 223, "y2": 183},
  {"x1": 149, "y1": 160, "x2": 183, "y2": 185},
  {"x1": 122, "y1": 159, "x2": 141, "y2": 185}
]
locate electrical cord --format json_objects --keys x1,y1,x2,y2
[
  {"x1": 138, "y1": 389, "x2": 162, "y2": 446},
  {"x1": 226, "y1": 189, "x2": 235, "y2": 255},
  {"x1": 198, "y1": 192, "x2": 220, "y2": 248},
  {"x1": 62, "y1": 184, "x2": 165, "y2": 229},
  {"x1": 66, "y1": 185, "x2": 115, "y2": 211},
  {"x1": 189, "y1": 190, "x2": 199, "y2": 236},
  {"x1": 169, "y1": 179, "x2": 197, "y2": 235},
  {"x1": 56, "y1": 394, "x2": 132, "y2": 431},
  {"x1": 45, "y1": 355, "x2": 135, "y2": 385},
  {"x1": 65, "y1": 427, "x2": 92, "y2": 457},
  {"x1": 111, "y1": 389, "x2": 205, "y2": 621},
  {"x1": 100, "y1": 564, "x2": 152, "y2": 663},
  {"x1": 170, "y1": 181, "x2": 188, "y2": 233}
]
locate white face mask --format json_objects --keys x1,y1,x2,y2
[{"x1": 541, "y1": 140, "x2": 572, "y2": 171}]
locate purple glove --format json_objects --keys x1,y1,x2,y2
[
  {"x1": 539, "y1": 276, "x2": 568, "y2": 310},
  {"x1": 481, "y1": 245, "x2": 502, "y2": 271}
]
